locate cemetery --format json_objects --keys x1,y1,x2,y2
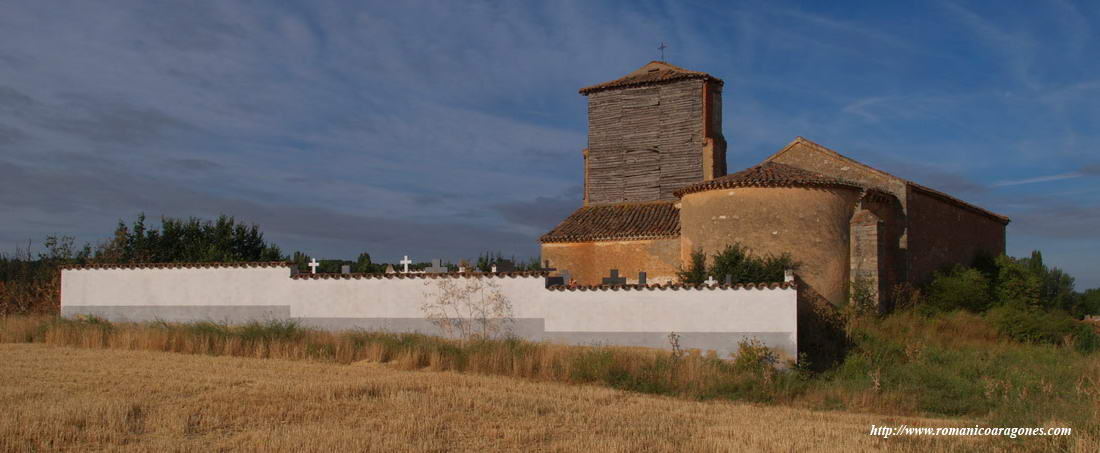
[{"x1": 59, "y1": 260, "x2": 799, "y2": 358}]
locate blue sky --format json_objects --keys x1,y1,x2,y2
[{"x1": 0, "y1": 1, "x2": 1097, "y2": 288}]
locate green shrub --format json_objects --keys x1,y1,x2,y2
[
  {"x1": 708, "y1": 244, "x2": 794, "y2": 285},
  {"x1": 677, "y1": 250, "x2": 707, "y2": 284},
  {"x1": 732, "y1": 338, "x2": 778, "y2": 373},
  {"x1": 987, "y1": 305, "x2": 1100, "y2": 353},
  {"x1": 992, "y1": 255, "x2": 1042, "y2": 308},
  {"x1": 925, "y1": 265, "x2": 992, "y2": 312},
  {"x1": 677, "y1": 243, "x2": 794, "y2": 285}
]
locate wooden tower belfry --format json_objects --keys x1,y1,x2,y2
[{"x1": 578, "y1": 61, "x2": 727, "y2": 205}]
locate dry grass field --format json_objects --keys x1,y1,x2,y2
[{"x1": 0, "y1": 344, "x2": 1082, "y2": 452}]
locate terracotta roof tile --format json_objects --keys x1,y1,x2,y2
[
  {"x1": 61, "y1": 261, "x2": 292, "y2": 270},
  {"x1": 673, "y1": 162, "x2": 863, "y2": 197},
  {"x1": 546, "y1": 281, "x2": 797, "y2": 291},
  {"x1": 767, "y1": 137, "x2": 1010, "y2": 224},
  {"x1": 291, "y1": 271, "x2": 550, "y2": 280},
  {"x1": 579, "y1": 61, "x2": 722, "y2": 95},
  {"x1": 540, "y1": 201, "x2": 680, "y2": 243}
]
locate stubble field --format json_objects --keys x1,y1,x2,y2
[{"x1": 0, "y1": 344, "x2": 1073, "y2": 452}]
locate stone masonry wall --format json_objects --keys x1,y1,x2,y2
[
  {"x1": 906, "y1": 187, "x2": 1007, "y2": 285},
  {"x1": 541, "y1": 238, "x2": 681, "y2": 286},
  {"x1": 679, "y1": 186, "x2": 862, "y2": 305},
  {"x1": 849, "y1": 209, "x2": 884, "y2": 308}
]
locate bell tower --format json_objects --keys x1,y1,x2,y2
[{"x1": 580, "y1": 61, "x2": 726, "y2": 205}]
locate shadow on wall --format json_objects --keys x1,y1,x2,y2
[{"x1": 796, "y1": 276, "x2": 850, "y2": 372}]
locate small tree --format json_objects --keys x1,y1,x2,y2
[
  {"x1": 677, "y1": 250, "x2": 707, "y2": 284},
  {"x1": 993, "y1": 255, "x2": 1043, "y2": 309},
  {"x1": 925, "y1": 265, "x2": 993, "y2": 312},
  {"x1": 355, "y1": 253, "x2": 374, "y2": 273},
  {"x1": 677, "y1": 244, "x2": 795, "y2": 285},
  {"x1": 421, "y1": 277, "x2": 514, "y2": 341}
]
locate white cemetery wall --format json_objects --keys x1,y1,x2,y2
[
  {"x1": 59, "y1": 264, "x2": 293, "y2": 322},
  {"x1": 61, "y1": 264, "x2": 798, "y2": 358}
]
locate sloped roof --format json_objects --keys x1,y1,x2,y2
[
  {"x1": 579, "y1": 61, "x2": 723, "y2": 95},
  {"x1": 540, "y1": 201, "x2": 680, "y2": 243},
  {"x1": 673, "y1": 162, "x2": 863, "y2": 197},
  {"x1": 765, "y1": 137, "x2": 1010, "y2": 224}
]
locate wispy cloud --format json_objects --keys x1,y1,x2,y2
[
  {"x1": 992, "y1": 172, "x2": 1084, "y2": 187},
  {"x1": 942, "y1": 1, "x2": 1039, "y2": 90},
  {"x1": 1, "y1": 1, "x2": 1098, "y2": 286}
]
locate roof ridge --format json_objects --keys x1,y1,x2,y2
[
  {"x1": 673, "y1": 161, "x2": 865, "y2": 197},
  {"x1": 763, "y1": 137, "x2": 1009, "y2": 224},
  {"x1": 579, "y1": 61, "x2": 722, "y2": 95}
]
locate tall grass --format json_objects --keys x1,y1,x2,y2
[
  {"x1": 1, "y1": 315, "x2": 798, "y2": 401},
  {"x1": 2, "y1": 312, "x2": 1098, "y2": 434}
]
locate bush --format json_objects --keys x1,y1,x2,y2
[
  {"x1": 1080, "y1": 289, "x2": 1100, "y2": 317},
  {"x1": 732, "y1": 338, "x2": 778, "y2": 373},
  {"x1": 677, "y1": 244, "x2": 794, "y2": 285},
  {"x1": 708, "y1": 244, "x2": 794, "y2": 285},
  {"x1": 925, "y1": 265, "x2": 992, "y2": 312},
  {"x1": 991, "y1": 255, "x2": 1042, "y2": 308},
  {"x1": 677, "y1": 250, "x2": 707, "y2": 284},
  {"x1": 987, "y1": 305, "x2": 1100, "y2": 353}
]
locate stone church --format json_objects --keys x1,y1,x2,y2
[{"x1": 540, "y1": 61, "x2": 1009, "y2": 306}]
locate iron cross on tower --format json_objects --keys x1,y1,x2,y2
[{"x1": 657, "y1": 42, "x2": 667, "y2": 61}]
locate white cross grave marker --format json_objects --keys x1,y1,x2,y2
[
  {"x1": 704, "y1": 275, "x2": 717, "y2": 286},
  {"x1": 400, "y1": 255, "x2": 412, "y2": 273},
  {"x1": 308, "y1": 258, "x2": 320, "y2": 274}
]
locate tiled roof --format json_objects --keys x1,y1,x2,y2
[
  {"x1": 547, "y1": 281, "x2": 796, "y2": 291},
  {"x1": 540, "y1": 201, "x2": 680, "y2": 243},
  {"x1": 291, "y1": 271, "x2": 550, "y2": 280},
  {"x1": 673, "y1": 162, "x2": 863, "y2": 197},
  {"x1": 579, "y1": 61, "x2": 723, "y2": 95},
  {"x1": 766, "y1": 137, "x2": 1010, "y2": 225},
  {"x1": 61, "y1": 262, "x2": 292, "y2": 270}
]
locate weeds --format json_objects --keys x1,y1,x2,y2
[{"x1": 1, "y1": 311, "x2": 1097, "y2": 434}]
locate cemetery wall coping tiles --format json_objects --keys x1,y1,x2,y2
[
  {"x1": 60, "y1": 262, "x2": 293, "y2": 270},
  {"x1": 545, "y1": 281, "x2": 796, "y2": 291},
  {"x1": 290, "y1": 271, "x2": 551, "y2": 280}
]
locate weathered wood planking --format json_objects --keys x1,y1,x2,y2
[{"x1": 586, "y1": 79, "x2": 710, "y2": 204}]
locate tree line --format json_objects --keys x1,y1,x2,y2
[{"x1": 0, "y1": 213, "x2": 542, "y2": 315}]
